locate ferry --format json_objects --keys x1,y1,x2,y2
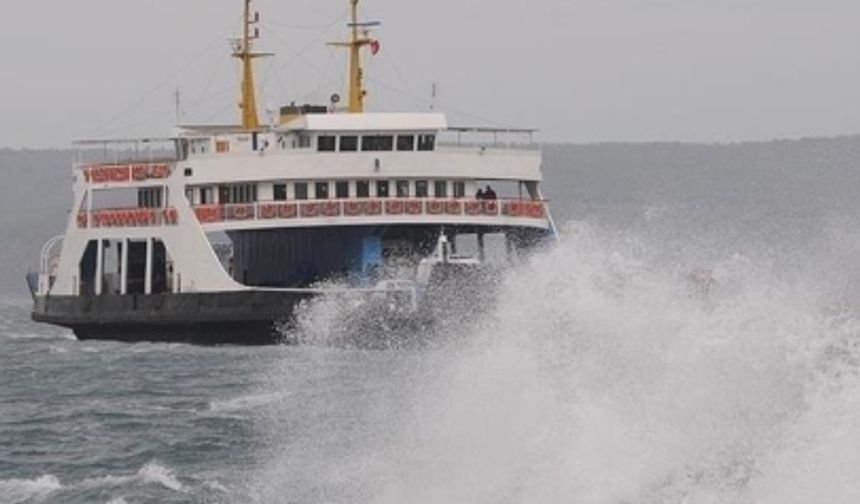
[{"x1": 28, "y1": 0, "x2": 557, "y2": 345}]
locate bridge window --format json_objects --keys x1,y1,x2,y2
[
  {"x1": 340, "y1": 136, "x2": 358, "y2": 152},
  {"x1": 453, "y1": 181, "x2": 466, "y2": 198},
  {"x1": 273, "y1": 184, "x2": 287, "y2": 201},
  {"x1": 362, "y1": 135, "x2": 394, "y2": 152},
  {"x1": 376, "y1": 181, "x2": 390, "y2": 198},
  {"x1": 418, "y1": 134, "x2": 436, "y2": 151},
  {"x1": 415, "y1": 180, "x2": 429, "y2": 198},
  {"x1": 397, "y1": 135, "x2": 415, "y2": 151},
  {"x1": 335, "y1": 181, "x2": 349, "y2": 199},
  {"x1": 396, "y1": 180, "x2": 410, "y2": 198},
  {"x1": 318, "y1": 136, "x2": 337, "y2": 152},
  {"x1": 434, "y1": 181, "x2": 448, "y2": 198},
  {"x1": 315, "y1": 182, "x2": 330, "y2": 200},
  {"x1": 295, "y1": 182, "x2": 309, "y2": 200},
  {"x1": 356, "y1": 181, "x2": 370, "y2": 198}
]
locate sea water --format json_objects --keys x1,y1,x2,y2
[{"x1": 3, "y1": 142, "x2": 860, "y2": 503}]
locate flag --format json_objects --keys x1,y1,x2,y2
[{"x1": 370, "y1": 40, "x2": 381, "y2": 55}]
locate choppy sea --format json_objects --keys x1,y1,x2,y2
[{"x1": 3, "y1": 140, "x2": 860, "y2": 503}]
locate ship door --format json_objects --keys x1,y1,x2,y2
[{"x1": 79, "y1": 241, "x2": 98, "y2": 296}]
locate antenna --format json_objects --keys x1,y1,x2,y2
[
  {"x1": 175, "y1": 87, "x2": 182, "y2": 124},
  {"x1": 328, "y1": 0, "x2": 381, "y2": 114},
  {"x1": 431, "y1": 82, "x2": 438, "y2": 111}
]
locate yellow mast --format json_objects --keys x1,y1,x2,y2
[
  {"x1": 329, "y1": 0, "x2": 379, "y2": 113},
  {"x1": 233, "y1": 0, "x2": 271, "y2": 130}
]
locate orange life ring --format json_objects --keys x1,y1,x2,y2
[
  {"x1": 322, "y1": 201, "x2": 341, "y2": 217},
  {"x1": 385, "y1": 200, "x2": 404, "y2": 215},
  {"x1": 446, "y1": 201, "x2": 462, "y2": 215},
  {"x1": 344, "y1": 201, "x2": 365, "y2": 216},
  {"x1": 406, "y1": 200, "x2": 423, "y2": 215},
  {"x1": 132, "y1": 165, "x2": 148, "y2": 181},
  {"x1": 366, "y1": 200, "x2": 383, "y2": 215},
  {"x1": 150, "y1": 164, "x2": 171, "y2": 179},
  {"x1": 259, "y1": 204, "x2": 277, "y2": 219},
  {"x1": 483, "y1": 201, "x2": 500, "y2": 215},
  {"x1": 527, "y1": 202, "x2": 545, "y2": 219},
  {"x1": 230, "y1": 205, "x2": 253, "y2": 220},
  {"x1": 278, "y1": 204, "x2": 298, "y2": 219},
  {"x1": 301, "y1": 202, "x2": 321, "y2": 218},
  {"x1": 426, "y1": 200, "x2": 445, "y2": 215},
  {"x1": 464, "y1": 201, "x2": 482, "y2": 216}
]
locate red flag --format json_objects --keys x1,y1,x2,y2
[{"x1": 370, "y1": 40, "x2": 381, "y2": 55}]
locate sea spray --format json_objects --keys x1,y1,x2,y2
[{"x1": 251, "y1": 220, "x2": 860, "y2": 504}]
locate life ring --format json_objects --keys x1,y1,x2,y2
[
  {"x1": 301, "y1": 202, "x2": 321, "y2": 218},
  {"x1": 385, "y1": 200, "x2": 404, "y2": 215},
  {"x1": 446, "y1": 201, "x2": 462, "y2": 215},
  {"x1": 230, "y1": 205, "x2": 253, "y2": 220},
  {"x1": 132, "y1": 165, "x2": 148, "y2": 181},
  {"x1": 464, "y1": 201, "x2": 482, "y2": 216},
  {"x1": 259, "y1": 204, "x2": 277, "y2": 219},
  {"x1": 366, "y1": 200, "x2": 383, "y2": 215},
  {"x1": 426, "y1": 200, "x2": 445, "y2": 215},
  {"x1": 163, "y1": 208, "x2": 179, "y2": 225},
  {"x1": 344, "y1": 201, "x2": 365, "y2": 216},
  {"x1": 278, "y1": 204, "x2": 298, "y2": 219},
  {"x1": 406, "y1": 200, "x2": 423, "y2": 215},
  {"x1": 111, "y1": 167, "x2": 131, "y2": 183},
  {"x1": 150, "y1": 164, "x2": 171, "y2": 179},
  {"x1": 527, "y1": 202, "x2": 545, "y2": 219},
  {"x1": 322, "y1": 201, "x2": 341, "y2": 217},
  {"x1": 483, "y1": 200, "x2": 500, "y2": 215}
]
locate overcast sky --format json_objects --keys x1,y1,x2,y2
[{"x1": 1, "y1": 0, "x2": 859, "y2": 147}]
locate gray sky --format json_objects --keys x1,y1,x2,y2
[{"x1": 2, "y1": 0, "x2": 859, "y2": 147}]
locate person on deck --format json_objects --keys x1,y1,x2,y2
[
  {"x1": 484, "y1": 185, "x2": 498, "y2": 200},
  {"x1": 476, "y1": 188, "x2": 485, "y2": 200}
]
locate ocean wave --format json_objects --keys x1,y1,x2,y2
[
  {"x1": 0, "y1": 474, "x2": 62, "y2": 503},
  {"x1": 0, "y1": 462, "x2": 185, "y2": 503},
  {"x1": 208, "y1": 392, "x2": 290, "y2": 414}
]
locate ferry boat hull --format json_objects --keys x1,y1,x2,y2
[{"x1": 32, "y1": 291, "x2": 314, "y2": 345}]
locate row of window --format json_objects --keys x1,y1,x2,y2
[
  {"x1": 208, "y1": 180, "x2": 468, "y2": 205},
  {"x1": 317, "y1": 134, "x2": 436, "y2": 153}
]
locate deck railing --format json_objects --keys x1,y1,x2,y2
[
  {"x1": 193, "y1": 198, "x2": 547, "y2": 224},
  {"x1": 76, "y1": 207, "x2": 180, "y2": 229}
]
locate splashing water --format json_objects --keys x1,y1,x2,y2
[{"x1": 250, "y1": 220, "x2": 860, "y2": 504}]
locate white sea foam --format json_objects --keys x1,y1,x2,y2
[
  {"x1": 253, "y1": 220, "x2": 860, "y2": 503},
  {"x1": 0, "y1": 474, "x2": 63, "y2": 503}
]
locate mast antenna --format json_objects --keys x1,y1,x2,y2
[
  {"x1": 328, "y1": 0, "x2": 381, "y2": 114},
  {"x1": 233, "y1": 0, "x2": 273, "y2": 130}
]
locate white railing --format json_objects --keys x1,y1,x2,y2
[{"x1": 192, "y1": 198, "x2": 548, "y2": 224}]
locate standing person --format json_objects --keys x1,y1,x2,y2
[
  {"x1": 476, "y1": 188, "x2": 485, "y2": 200},
  {"x1": 485, "y1": 185, "x2": 498, "y2": 200}
]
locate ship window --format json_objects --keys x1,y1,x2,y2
[
  {"x1": 184, "y1": 168, "x2": 193, "y2": 177},
  {"x1": 418, "y1": 134, "x2": 436, "y2": 151},
  {"x1": 397, "y1": 135, "x2": 415, "y2": 151},
  {"x1": 396, "y1": 180, "x2": 410, "y2": 198},
  {"x1": 340, "y1": 136, "x2": 358, "y2": 152},
  {"x1": 138, "y1": 188, "x2": 163, "y2": 208},
  {"x1": 362, "y1": 135, "x2": 394, "y2": 152},
  {"x1": 315, "y1": 182, "x2": 330, "y2": 200},
  {"x1": 376, "y1": 181, "x2": 390, "y2": 198},
  {"x1": 221, "y1": 184, "x2": 258, "y2": 204},
  {"x1": 453, "y1": 181, "x2": 466, "y2": 198},
  {"x1": 335, "y1": 181, "x2": 349, "y2": 199},
  {"x1": 200, "y1": 187, "x2": 214, "y2": 204},
  {"x1": 295, "y1": 182, "x2": 309, "y2": 200},
  {"x1": 298, "y1": 135, "x2": 311, "y2": 149},
  {"x1": 434, "y1": 181, "x2": 448, "y2": 198},
  {"x1": 356, "y1": 180, "x2": 370, "y2": 198},
  {"x1": 415, "y1": 180, "x2": 429, "y2": 198},
  {"x1": 318, "y1": 136, "x2": 337, "y2": 152},
  {"x1": 273, "y1": 184, "x2": 287, "y2": 201}
]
